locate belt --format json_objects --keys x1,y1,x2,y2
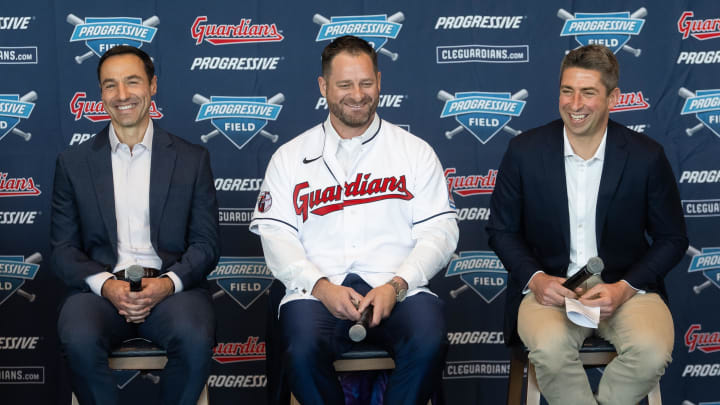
[{"x1": 115, "y1": 267, "x2": 160, "y2": 281}]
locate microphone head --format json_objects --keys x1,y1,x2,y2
[
  {"x1": 587, "y1": 257, "x2": 604, "y2": 274},
  {"x1": 349, "y1": 324, "x2": 367, "y2": 342},
  {"x1": 126, "y1": 265, "x2": 145, "y2": 283}
]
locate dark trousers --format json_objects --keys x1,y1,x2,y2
[
  {"x1": 279, "y1": 273, "x2": 448, "y2": 405},
  {"x1": 58, "y1": 289, "x2": 215, "y2": 405}
]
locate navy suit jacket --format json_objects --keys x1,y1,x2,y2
[
  {"x1": 50, "y1": 124, "x2": 220, "y2": 293},
  {"x1": 486, "y1": 119, "x2": 688, "y2": 345}
]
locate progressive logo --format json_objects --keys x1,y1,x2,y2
[
  {"x1": 445, "y1": 251, "x2": 507, "y2": 303},
  {"x1": 679, "y1": 87, "x2": 720, "y2": 138},
  {"x1": 0, "y1": 91, "x2": 36, "y2": 142},
  {"x1": 193, "y1": 93, "x2": 283, "y2": 150},
  {"x1": 438, "y1": 89, "x2": 527, "y2": 143},
  {"x1": 314, "y1": 12, "x2": 404, "y2": 61},
  {"x1": 67, "y1": 14, "x2": 159, "y2": 64},
  {"x1": 0, "y1": 253, "x2": 40, "y2": 306},
  {"x1": 207, "y1": 257, "x2": 274, "y2": 309},
  {"x1": 558, "y1": 8, "x2": 646, "y2": 57}
]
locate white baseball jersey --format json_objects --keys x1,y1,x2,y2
[{"x1": 250, "y1": 115, "x2": 458, "y2": 305}]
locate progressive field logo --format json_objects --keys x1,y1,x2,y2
[
  {"x1": 314, "y1": 12, "x2": 404, "y2": 61},
  {"x1": 679, "y1": 87, "x2": 720, "y2": 138},
  {"x1": 0, "y1": 253, "x2": 40, "y2": 306},
  {"x1": 207, "y1": 257, "x2": 274, "y2": 309},
  {"x1": 438, "y1": 89, "x2": 526, "y2": 143},
  {"x1": 445, "y1": 251, "x2": 507, "y2": 303},
  {"x1": 558, "y1": 8, "x2": 646, "y2": 57},
  {"x1": 193, "y1": 93, "x2": 283, "y2": 150},
  {"x1": 67, "y1": 14, "x2": 159, "y2": 64},
  {"x1": 687, "y1": 246, "x2": 720, "y2": 295},
  {"x1": 0, "y1": 91, "x2": 36, "y2": 142}
]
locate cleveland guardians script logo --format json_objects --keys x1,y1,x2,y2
[
  {"x1": 66, "y1": 14, "x2": 159, "y2": 64},
  {"x1": 0, "y1": 172, "x2": 41, "y2": 198},
  {"x1": 313, "y1": 12, "x2": 404, "y2": 61},
  {"x1": 69, "y1": 92, "x2": 163, "y2": 122},
  {"x1": 207, "y1": 257, "x2": 274, "y2": 309},
  {"x1": 557, "y1": 8, "x2": 646, "y2": 57},
  {"x1": 437, "y1": 89, "x2": 527, "y2": 143},
  {"x1": 685, "y1": 324, "x2": 720, "y2": 354},
  {"x1": 678, "y1": 11, "x2": 720, "y2": 40},
  {"x1": 445, "y1": 251, "x2": 507, "y2": 303},
  {"x1": 610, "y1": 91, "x2": 650, "y2": 113},
  {"x1": 445, "y1": 168, "x2": 496, "y2": 197},
  {"x1": 191, "y1": 16, "x2": 283, "y2": 45},
  {"x1": 0, "y1": 91, "x2": 36, "y2": 142},
  {"x1": 294, "y1": 173, "x2": 413, "y2": 222},
  {"x1": 686, "y1": 246, "x2": 720, "y2": 295},
  {"x1": 678, "y1": 87, "x2": 720, "y2": 138},
  {"x1": 193, "y1": 93, "x2": 283, "y2": 150},
  {"x1": 0, "y1": 253, "x2": 40, "y2": 306}
]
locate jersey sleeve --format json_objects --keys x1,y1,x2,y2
[
  {"x1": 250, "y1": 148, "x2": 299, "y2": 235},
  {"x1": 411, "y1": 141, "x2": 457, "y2": 225}
]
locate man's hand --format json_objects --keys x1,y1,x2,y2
[
  {"x1": 528, "y1": 272, "x2": 577, "y2": 306},
  {"x1": 101, "y1": 279, "x2": 151, "y2": 323},
  {"x1": 357, "y1": 284, "x2": 396, "y2": 328},
  {"x1": 579, "y1": 281, "x2": 636, "y2": 320},
  {"x1": 311, "y1": 278, "x2": 364, "y2": 321}
]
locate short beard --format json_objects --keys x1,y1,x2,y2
[{"x1": 328, "y1": 96, "x2": 378, "y2": 128}]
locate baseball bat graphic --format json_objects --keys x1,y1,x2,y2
[
  {"x1": 312, "y1": 13, "x2": 405, "y2": 61},
  {"x1": 67, "y1": 14, "x2": 160, "y2": 64},
  {"x1": 212, "y1": 289, "x2": 226, "y2": 299},
  {"x1": 558, "y1": 8, "x2": 645, "y2": 57},
  {"x1": 678, "y1": 87, "x2": 706, "y2": 136},
  {"x1": 142, "y1": 373, "x2": 161, "y2": 384},
  {"x1": 13, "y1": 252, "x2": 42, "y2": 303},
  {"x1": 681, "y1": 401, "x2": 696, "y2": 405},
  {"x1": 437, "y1": 89, "x2": 527, "y2": 139},
  {"x1": 449, "y1": 284, "x2": 470, "y2": 299},
  {"x1": 10, "y1": 91, "x2": 38, "y2": 141},
  {"x1": 193, "y1": 93, "x2": 283, "y2": 143}
]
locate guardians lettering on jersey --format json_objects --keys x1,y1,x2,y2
[{"x1": 293, "y1": 172, "x2": 413, "y2": 222}]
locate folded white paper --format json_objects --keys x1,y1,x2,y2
[{"x1": 565, "y1": 297, "x2": 600, "y2": 328}]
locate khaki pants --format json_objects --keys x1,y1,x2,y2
[{"x1": 517, "y1": 276, "x2": 674, "y2": 405}]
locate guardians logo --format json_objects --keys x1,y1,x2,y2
[
  {"x1": 293, "y1": 173, "x2": 413, "y2": 222},
  {"x1": 66, "y1": 14, "x2": 159, "y2": 64},
  {"x1": 678, "y1": 87, "x2": 720, "y2": 138},
  {"x1": 687, "y1": 246, "x2": 720, "y2": 295},
  {"x1": 0, "y1": 253, "x2": 40, "y2": 306},
  {"x1": 193, "y1": 93, "x2": 283, "y2": 150},
  {"x1": 438, "y1": 89, "x2": 527, "y2": 143},
  {"x1": 191, "y1": 16, "x2": 283, "y2": 45},
  {"x1": 610, "y1": 91, "x2": 650, "y2": 113},
  {"x1": 207, "y1": 257, "x2": 274, "y2": 309},
  {"x1": 313, "y1": 12, "x2": 404, "y2": 61},
  {"x1": 678, "y1": 11, "x2": 720, "y2": 40},
  {"x1": 0, "y1": 91, "x2": 36, "y2": 142},
  {"x1": 557, "y1": 8, "x2": 646, "y2": 57},
  {"x1": 445, "y1": 168, "x2": 496, "y2": 197},
  {"x1": 685, "y1": 324, "x2": 720, "y2": 354},
  {"x1": 0, "y1": 172, "x2": 41, "y2": 198},
  {"x1": 445, "y1": 251, "x2": 507, "y2": 303},
  {"x1": 69, "y1": 92, "x2": 163, "y2": 122},
  {"x1": 213, "y1": 336, "x2": 266, "y2": 364}
]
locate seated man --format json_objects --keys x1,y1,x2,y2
[
  {"x1": 251, "y1": 35, "x2": 458, "y2": 405},
  {"x1": 487, "y1": 44, "x2": 688, "y2": 405},
  {"x1": 51, "y1": 45, "x2": 219, "y2": 405}
]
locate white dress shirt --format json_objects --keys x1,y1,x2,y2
[{"x1": 85, "y1": 121, "x2": 182, "y2": 296}]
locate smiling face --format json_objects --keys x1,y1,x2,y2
[
  {"x1": 318, "y1": 51, "x2": 380, "y2": 138},
  {"x1": 559, "y1": 67, "x2": 618, "y2": 140},
  {"x1": 99, "y1": 53, "x2": 157, "y2": 133}
]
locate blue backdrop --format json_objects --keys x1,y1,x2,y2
[{"x1": 1, "y1": 0, "x2": 719, "y2": 404}]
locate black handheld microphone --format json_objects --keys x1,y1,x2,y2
[
  {"x1": 126, "y1": 265, "x2": 145, "y2": 292},
  {"x1": 562, "y1": 257, "x2": 604, "y2": 290},
  {"x1": 349, "y1": 305, "x2": 373, "y2": 342}
]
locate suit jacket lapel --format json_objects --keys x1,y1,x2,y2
[
  {"x1": 543, "y1": 123, "x2": 570, "y2": 254},
  {"x1": 596, "y1": 122, "x2": 628, "y2": 244},
  {"x1": 149, "y1": 127, "x2": 176, "y2": 247},
  {"x1": 89, "y1": 126, "x2": 118, "y2": 247}
]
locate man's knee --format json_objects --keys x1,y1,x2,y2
[
  {"x1": 620, "y1": 337, "x2": 673, "y2": 377},
  {"x1": 528, "y1": 339, "x2": 576, "y2": 375}
]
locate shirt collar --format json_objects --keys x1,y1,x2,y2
[
  {"x1": 562, "y1": 126, "x2": 607, "y2": 162},
  {"x1": 109, "y1": 120, "x2": 154, "y2": 152},
  {"x1": 324, "y1": 113, "x2": 380, "y2": 149}
]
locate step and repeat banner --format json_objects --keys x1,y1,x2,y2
[{"x1": 2, "y1": 0, "x2": 719, "y2": 404}]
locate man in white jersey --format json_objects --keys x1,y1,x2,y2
[
  {"x1": 487, "y1": 45, "x2": 688, "y2": 404},
  {"x1": 251, "y1": 35, "x2": 458, "y2": 405}
]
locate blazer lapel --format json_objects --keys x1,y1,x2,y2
[
  {"x1": 596, "y1": 122, "x2": 628, "y2": 244},
  {"x1": 88, "y1": 127, "x2": 118, "y2": 247},
  {"x1": 149, "y1": 127, "x2": 176, "y2": 247},
  {"x1": 543, "y1": 123, "x2": 570, "y2": 254}
]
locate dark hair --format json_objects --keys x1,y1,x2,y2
[
  {"x1": 97, "y1": 45, "x2": 155, "y2": 82},
  {"x1": 321, "y1": 35, "x2": 377, "y2": 77},
  {"x1": 560, "y1": 45, "x2": 619, "y2": 94}
]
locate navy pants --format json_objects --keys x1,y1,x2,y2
[
  {"x1": 58, "y1": 288, "x2": 215, "y2": 405},
  {"x1": 279, "y1": 274, "x2": 448, "y2": 405}
]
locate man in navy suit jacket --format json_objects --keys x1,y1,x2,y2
[
  {"x1": 51, "y1": 46, "x2": 219, "y2": 405},
  {"x1": 487, "y1": 45, "x2": 687, "y2": 404}
]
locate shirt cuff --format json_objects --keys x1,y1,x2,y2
[
  {"x1": 620, "y1": 279, "x2": 645, "y2": 294},
  {"x1": 522, "y1": 270, "x2": 545, "y2": 294},
  {"x1": 162, "y1": 272, "x2": 183, "y2": 294},
  {"x1": 394, "y1": 263, "x2": 427, "y2": 292},
  {"x1": 86, "y1": 271, "x2": 115, "y2": 296}
]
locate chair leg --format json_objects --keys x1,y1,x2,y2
[
  {"x1": 290, "y1": 393, "x2": 301, "y2": 405},
  {"x1": 506, "y1": 354, "x2": 525, "y2": 405},
  {"x1": 197, "y1": 383, "x2": 209, "y2": 405},
  {"x1": 71, "y1": 393, "x2": 79, "y2": 405},
  {"x1": 526, "y1": 361, "x2": 541, "y2": 405},
  {"x1": 646, "y1": 382, "x2": 662, "y2": 405}
]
